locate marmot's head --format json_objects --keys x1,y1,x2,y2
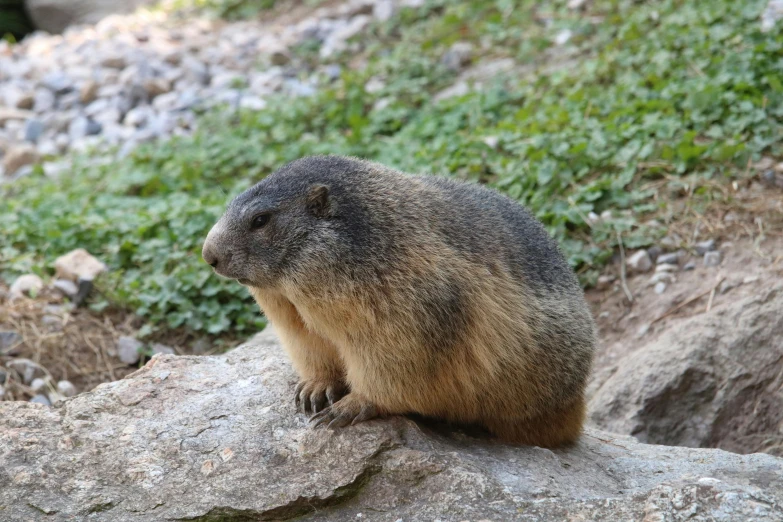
[{"x1": 202, "y1": 156, "x2": 380, "y2": 290}]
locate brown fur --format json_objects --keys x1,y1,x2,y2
[{"x1": 203, "y1": 156, "x2": 596, "y2": 448}]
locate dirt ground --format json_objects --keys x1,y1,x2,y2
[{"x1": 587, "y1": 184, "x2": 783, "y2": 374}]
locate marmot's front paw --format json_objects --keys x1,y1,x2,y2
[
  {"x1": 309, "y1": 393, "x2": 380, "y2": 429},
  {"x1": 294, "y1": 378, "x2": 346, "y2": 414}
]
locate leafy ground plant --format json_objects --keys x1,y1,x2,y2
[{"x1": 2, "y1": 0, "x2": 781, "y2": 337}]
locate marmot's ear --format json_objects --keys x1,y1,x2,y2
[{"x1": 306, "y1": 184, "x2": 331, "y2": 217}]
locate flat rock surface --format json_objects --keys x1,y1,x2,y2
[{"x1": 1, "y1": 328, "x2": 782, "y2": 521}]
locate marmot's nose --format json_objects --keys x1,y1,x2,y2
[
  {"x1": 202, "y1": 235, "x2": 235, "y2": 274},
  {"x1": 203, "y1": 220, "x2": 225, "y2": 270},
  {"x1": 202, "y1": 241, "x2": 220, "y2": 269},
  {"x1": 202, "y1": 245, "x2": 219, "y2": 269}
]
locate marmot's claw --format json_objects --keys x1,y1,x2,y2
[
  {"x1": 308, "y1": 394, "x2": 380, "y2": 430},
  {"x1": 294, "y1": 381, "x2": 306, "y2": 411},
  {"x1": 310, "y1": 392, "x2": 327, "y2": 414},
  {"x1": 295, "y1": 379, "x2": 346, "y2": 414},
  {"x1": 309, "y1": 408, "x2": 331, "y2": 428},
  {"x1": 325, "y1": 385, "x2": 340, "y2": 406},
  {"x1": 351, "y1": 404, "x2": 378, "y2": 425}
]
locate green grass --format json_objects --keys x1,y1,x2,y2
[{"x1": 2, "y1": 0, "x2": 782, "y2": 337}]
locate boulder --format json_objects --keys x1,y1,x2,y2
[
  {"x1": 590, "y1": 283, "x2": 783, "y2": 455},
  {"x1": 26, "y1": 0, "x2": 155, "y2": 34},
  {"x1": 1, "y1": 328, "x2": 782, "y2": 521}
]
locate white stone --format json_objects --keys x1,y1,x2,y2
[
  {"x1": 627, "y1": 250, "x2": 653, "y2": 273},
  {"x1": 57, "y1": 380, "x2": 78, "y2": 397},
  {"x1": 30, "y1": 394, "x2": 51, "y2": 406},
  {"x1": 10, "y1": 274, "x2": 44, "y2": 297},
  {"x1": 53, "y1": 279, "x2": 79, "y2": 298},
  {"x1": 31, "y1": 377, "x2": 49, "y2": 393},
  {"x1": 54, "y1": 248, "x2": 108, "y2": 282},
  {"x1": 118, "y1": 336, "x2": 142, "y2": 365},
  {"x1": 649, "y1": 273, "x2": 675, "y2": 286}
]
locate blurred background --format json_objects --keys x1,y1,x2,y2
[{"x1": 1, "y1": 0, "x2": 782, "y2": 455}]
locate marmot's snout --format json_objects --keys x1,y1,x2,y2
[{"x1": 202, "y1": 221, "x2": 237, "y2": 279}]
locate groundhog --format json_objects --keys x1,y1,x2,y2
[{"x1": 202, "y1": 155, "x2": 596, "y2": 447}]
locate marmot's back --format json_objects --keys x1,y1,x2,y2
[{"x1": 414, "y1": 173, "x2": 583, "y2": 295}]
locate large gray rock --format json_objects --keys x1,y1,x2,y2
[
  {"x1": 26, "y1": 0, "x2": 154, "y2": 34},
  {"x1": 1, "y1": 328, "x2": 782, "y2": 521},
  {"x1": 590, "y1": 283, "x2": 783, "y2": 455}
]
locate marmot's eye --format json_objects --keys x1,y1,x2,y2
[{"x1": 251, "y1": 213, "x2": 270, "y2": 229}]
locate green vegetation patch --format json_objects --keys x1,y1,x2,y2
[{"x1": 2, "y1": 0, "x2": 782, "y2": 337}]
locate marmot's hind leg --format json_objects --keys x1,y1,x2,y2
[{"x1": 483, "y1": 396, "x2": 586, "y2": 448}]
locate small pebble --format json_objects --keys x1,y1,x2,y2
[
  {"x1": 54, "y1": 248, "x2": 108, "y2": 282},
  {"x1": 3, "y1": 144, "x2": 40, "y2": 176},
  {"x1": 742, "y1": 275, "x2": 760, "y2": 284},
  {"x1": 10, "y1": 275, "x2": 44, "y2": 298},
  {"x1": 649, "y1": 273, "x2": 675, "y2": 285},
  {"x1": 627, "y1": 250, "x2": 653, "y2": 273},
  {"x1": 596, "y1": 274, "x2": 615, "y2": 290},
  {"x1": 0, "y1": 330, "x2": 23, "y2": 353},
  {"x1": 647, "y1": 246, "x2": 662, "y2": 263},
  {"x1": 118, "y1": 336, "x2": 143, "y2": 365},
  {"x1": 683, "y1": 261, "x2": 696, "y2": 271},
  {"x1": 660, "y1": 235, "x2": 681, "y2": 249},
  {"x1": 704, "y1": 251, "x2": 722, "y2": 267},
  {"x1": 30, "y1": 394, "x2": 52, "y2": 406},
  {"x1": 151, "y1": 343, "x2": 176, "y2": 356},
  {"x1": 655, "y1": 263, "x2": 678, "y2": 273},
  {"x1": 654, "y1": 282, "x2": 667, "y2": 294},
  {"x1": 6, "y1": 358, "x2": 44, "y2": 384},
  {"x1": 31, "y1": 377, "x2": 49, "y2": 393},
  {"x1": 57, "y1": 380, "x2": 77, "y2": 397},
  {"x1": 23, "y1": 118, "x2": 45, "y2": 143},
  {"x1": 79, "y1": 80, "x2": 99, "y2": 104},
  {"x1": 694, "y1": 239, "x2": 716, "y2": 255},
  {"x1": 48, "y1": 391, "x2": 65, "y2": 404},
  {"x1": 53, "y1": 279, "x2": 79, "y2": 299},
  {"x1": 656, "y1": 251, "x2": 682, "y2": 265}
]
